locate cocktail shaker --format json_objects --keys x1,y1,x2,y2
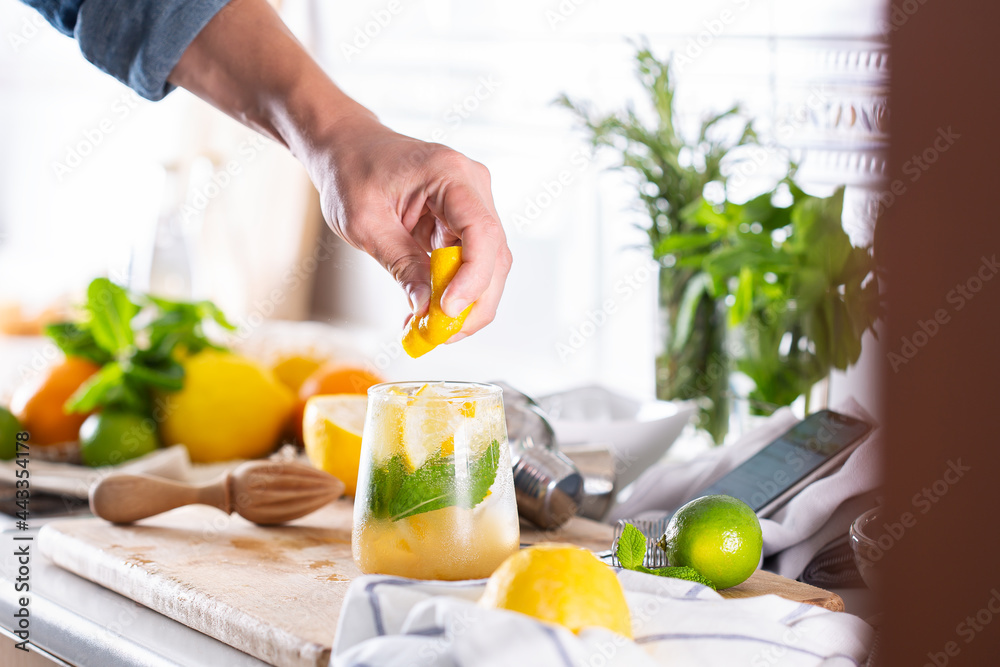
[{"x1": 497, "y1": 383, "x2": 585, "y2": 529}]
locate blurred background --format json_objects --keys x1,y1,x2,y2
[{"x1": 0, "y1": 0, "x2": 889, "y2": 422}]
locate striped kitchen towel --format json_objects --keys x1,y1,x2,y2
[{"x1": 331, "y1": 569, "x2": 873, "y2": 666}]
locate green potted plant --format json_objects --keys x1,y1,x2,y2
[
  {"x1": 682, "y1": 181, "x2": 881, "y2": 415},
  {"x1": 560, "y1": 46, "x2": 881, "y2": 441},
  {"x1": 558, "y1": 46, "x2": 755, "y2": 442}
]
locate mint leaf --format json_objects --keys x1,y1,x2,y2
[
  {"x1": 367, "y1": 440, "x2": 501, "y2": 521},
  {"x1": 65, "y1": 362, "x2": 148, "y2": 415},
  {"x1": 146, "y1": 296, "x2": 230, "y2": 356},
  {"x1": 467, "y1": 438, "x2": 500, "y2": 507},
  {"x1": 645, "y1": 565, "x2": 717, "y2": 590},
  {"x1": 86, "y1": 278, "x2": 138, "y2": 356},
  {"x1": 389, "y1": 454, "x2": 457, "y2": 520},
  {"x1": 44, "y1": 322, "x2": 110, "y2": 365},
  {"x1": 367, "y1": 454, "x2": 407, "y2": 518},
  {"x1": 616, "y1": 523, "x2": 647, "y2": 571},
  {"x1": 615, "y1": 523, "x2": 716, "y2": 589}
]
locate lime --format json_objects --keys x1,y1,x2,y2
[
  {"x1": 0, "y1": 406, "x2": 23, "y2": 460},
  {"x1": 658, "y1": 494, "x2": 763, "y2": 589},
  {"x1": 79, "y1": 411, "x2": 160, "y2": 467}
]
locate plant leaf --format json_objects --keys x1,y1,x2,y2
[
  {"x1": 671, "y1": 273, "x2": 713, "y2": 353},
  {"x1": 372, "y1": 440, "x2": 501, "y2": 522},
  {"x1": 43, "y1": 322, "x2": 110, "y2": 365},
  {"x1": 654, "y1": 230, "x2": 722, "y2": 257},
  {"x1": 65, "y1": 362, "x2": 125, "y2": 413},
  {"x1": 616, "y1": 523, "x2": 648, "y2": 571},
  {"x1": 86, "y1": 278, "x2": 137, "y2": 356},
  {"x1": 730, "y1": 266, "x2": 754, "y2": 327},
  {"x1": 644, "y1": 565, "x2": 717, "y2": 590},
  {"x1": 123, "y1": 358, "x2": 185, "y2": 392}
]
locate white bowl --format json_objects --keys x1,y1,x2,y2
[{"x1": 537, "y1": 385, "x2": 698, "y2": 489}]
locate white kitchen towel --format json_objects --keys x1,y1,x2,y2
[
  {"x1": 331, "y1": 570, "x2": 873, "y2": 666},
  {"x1": 606, "y1": 399, "x2": 882, "y2": 580}
]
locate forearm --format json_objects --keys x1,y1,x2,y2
[
  {"x1": 168, "y1": 0, "x2": 375, "y2": 164},
  {"x1": 168, "y1": 0, "x2": 511, "y2": 333}
]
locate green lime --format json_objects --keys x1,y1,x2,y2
[
  {"x1": 79, "y1": 411, "x2": 160, "y2": 467},
  {"x1": 657, "y1": 494, "x2": 763, "y2": 589},
  {"x1": 0, "y1": 406, "x2": 23, "y2": 460}
]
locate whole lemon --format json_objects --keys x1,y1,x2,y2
[
  {"x1": 658, "y1": 494, "x2": 762, "y2": 590},
  {"x1": 160, "y1": 351, "x2": 294, "y2": 462},
  {"x1": 480, "y1": 543, "x2": 632, "y2": 638}
]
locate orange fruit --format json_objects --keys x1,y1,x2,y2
[
  {"x1": 294, "y1": 364, "x2": 383, "y2": 440},
  {"x1": 271, "y1": 354, "x2": 324, "y2": 393},
  {"x1": 10, "y1": 356, "x2": 101, "y2": 446}
]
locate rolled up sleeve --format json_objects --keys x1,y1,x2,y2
[{"x1": 23, "y1": 0, "x2": 231, "y2": 101}]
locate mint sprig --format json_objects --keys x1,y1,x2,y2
[
  {"x1": 636, "y1": 565, "x2": 717, "y2": 590},
  {"x1": 615, "y1": 523, "x2": 717, "y2": 590},
  {"x1": 616, "y1": 522, "x2": 647, "y2": 570},
  {"x1": 44, "y1": 277, "x2": 235, "y2": 418},
  {"x1": 367, "y1": 439, "x2": 500, "y2": 521}
]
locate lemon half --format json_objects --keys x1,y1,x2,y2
[
  {"x1": 302, "y1": 395, "x2": 368, "y2": 495},
  {"x1": 480, "y1": 543, "x2": 632, "y2": 637}
]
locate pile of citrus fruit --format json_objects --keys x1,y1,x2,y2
[{"x1": 0, "y1": 279, "x2": 384, "y2": 470}]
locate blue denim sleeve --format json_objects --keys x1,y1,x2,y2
[{"x1": 21, "y1": 0, "x2": 232, "y2": 101}]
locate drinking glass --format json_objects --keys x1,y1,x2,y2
[{"x1": 352, "y1": 381, "x2": 520, "y2": 580}]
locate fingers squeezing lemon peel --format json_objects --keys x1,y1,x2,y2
[{"x1": 402, "y1": 246, "x2": 473, "y2": 358}]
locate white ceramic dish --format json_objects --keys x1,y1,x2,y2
[{"x1": 537, "y1": 385, "x2": 698, "y2": 490}]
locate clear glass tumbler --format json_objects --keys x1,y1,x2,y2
[{"x1": 352, "y1": 381, "x2": 520, "y2": 580}]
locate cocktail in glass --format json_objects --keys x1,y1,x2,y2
[{"x1": 352, "y1": 381, "x2": 520, "y2": 580}]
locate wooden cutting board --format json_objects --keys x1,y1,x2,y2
[{"x1": 39, "y1": 499, "x2": 842, "y2": 667}]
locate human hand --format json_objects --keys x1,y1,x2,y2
[
  {"x1": 170, "y1": 0, "x2": 511, "y2": 340},
  {"x1": 314, "y1": 113, "x2": 512, "y2": 340}
]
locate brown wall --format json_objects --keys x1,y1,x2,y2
[{"x1": 881, "y1": 0, "x2": 1000, "y2": 664}]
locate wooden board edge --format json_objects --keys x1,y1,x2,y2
[
  {"x1": 719, "y1": 568, "x2": 845, "y2": 612},
  {"x1": 38, "y1": 522, "x2": 332, "y2": 667}
]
